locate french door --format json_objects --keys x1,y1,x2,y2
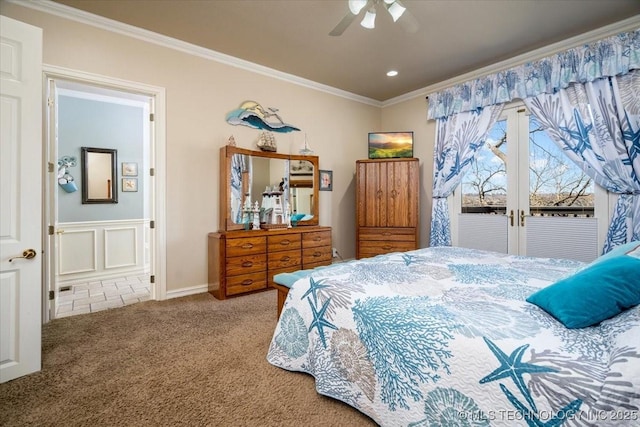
[{"x1": 451, "y1": 103, "x2": 608, "y2": 262}]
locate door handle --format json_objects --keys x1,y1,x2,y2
[
  {"x1": 56, "y1": 229, "x2": 65, "y2": 234},
  {"x1": 9, "y1": 249, "x2": 37, "y2": 262},
  {"x1": 520, "y1": 210, "x2": 525, "y2": 226},
  {"x1": 509, "y1": 210, "x2": 514, "y2": 227}
]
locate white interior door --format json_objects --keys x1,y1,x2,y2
[{"x1": 0, "y1": 16, "x2": 43, "y2": 383}]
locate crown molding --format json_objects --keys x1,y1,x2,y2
[
  {"x1": 8, "y1": 1, "x2": 638, "y2": 109},
  {"x1": 382, "y1": 14, "x2": 640, "y2": 108},
  {"x1": 9, "y1": 0, "x2": 383, "y2": 107}
]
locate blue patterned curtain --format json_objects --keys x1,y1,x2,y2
[
  {"x1": 430, "y1": 104, "x2": 504, "y2": 246},
  {"x1": 428, "y1": 30, "x2": 640, "y2": 120},
  {"x1": 524, "y1": 70, "x2": 640, "y2": 252}
]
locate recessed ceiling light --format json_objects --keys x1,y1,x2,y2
[{"x1": 387, "y1": 70, "x2": 398, "y2": 77}]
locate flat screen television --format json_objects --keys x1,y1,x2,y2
[{"x1": 368, "y1": 131, "x2": 413, "y2": 159}]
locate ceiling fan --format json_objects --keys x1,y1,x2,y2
[{"x1": 329, "y1": 0, "x2": 418, "y2": 36}]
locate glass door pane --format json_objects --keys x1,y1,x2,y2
[
  {"x1": 458, "y1": 118, "x2": 509, "y2": 253},
  {"x1": 524, "y1": 115, "x2": 598, "y2": 262}
]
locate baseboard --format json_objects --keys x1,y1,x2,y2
[{"x1": 165, "y1": 284, "x2": 209, "y2": 300}]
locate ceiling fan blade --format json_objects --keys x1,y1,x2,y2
[
  {"x1": 398, "y1": 9, "x2": 419, "y2": 34},
  {"x1": 329, "y1": 11, "x2": 357, "y2": 36}
]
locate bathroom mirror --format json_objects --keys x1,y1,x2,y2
[
  {"x1": 81, "y1": 147, "x2": 118, "y2": 204},
  {"x1": 220, "y1": 146, "x2": 319, "y2": 231}
]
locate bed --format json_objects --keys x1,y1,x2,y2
[{"x1": 266, "y1": 246, "x2": 640, "y2": 427}]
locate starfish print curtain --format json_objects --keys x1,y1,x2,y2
[
  {"x1": 430, "y1": 104, "x2": 504, "y2": 246},
  {"x1": 427, "y1": 29, "x2": 639, "y2": 250},
  {"x1": 524, "y1": 70, "x2": 640, "y2": 252}
]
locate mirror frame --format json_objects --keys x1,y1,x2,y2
[
  {"x1": 81, "y1": 146, "x2": 118, "y2": 204},
  {"x1": 220, "y1": 146, "x2": 319, "y2": 231}
]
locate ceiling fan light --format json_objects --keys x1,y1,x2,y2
[
  {"x1": 386, "y1": 1, "x2": 406, "y2": 22},
  {"x1": 348, "y1": 0, "x2": 367, "y2": 15},
  {"x1": 361, "y1": 9, "x2": 376, "y2": 29}
]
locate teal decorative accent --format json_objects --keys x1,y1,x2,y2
[
  {"x1": 307, "y1": 296, "x2": 337, "y2": 349},
  {"x1": 301, "y1": 277, "x2": 330, "y2": 305},
  {"x1": 274, "y1": 308, "x2": 309, "y2": 358},
  {"x1": 526, "y1": 255, "x2": 640, "y2": 329},
  {"x1": 409, "y1": 387, "x2": 489, "y2": 427},
  {"x1": 226, "y1": 100, "x2": 300, "y2": 133},
  {"x1": 499, "y1": 384, "x2": 582, "y2": 427},
  {"x1": 480, "y1": 337, "x2": 557, "y2": 412}
]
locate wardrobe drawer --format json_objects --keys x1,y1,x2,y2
[
  {"x1": 358, "y1": 240, "x2": 416, "y2": 257},
  {"x1": 268, "y1": 234, "x2": 301, "y2": 252},
  {"x1": 268, "y1": 249, "x2": 301, "y2": 270},
  {"x1": 225, "y1": 236, "x2": 266, "y2": 257},
  {"x1": 226, "y1": 272, "x2": 267, "y2": 296},
  {"x1": 225, "y1": 254, "x2": 267, "y2": 277},
  {"x1": 358, "y1": 227, "x2": 416, "y2": 242},
  {"x1": 302, "y1": 230, "x2": 332, "y2": 248}
]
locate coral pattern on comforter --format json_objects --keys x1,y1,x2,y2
[{"x1": 267, "y1": 247, "x2": 640, "y2": 426}]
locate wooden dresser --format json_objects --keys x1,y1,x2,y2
[
  {"x1": 208, "y1": 226, "x2": 332, "y2": 299},
  {"x1": 356, "y1": 158, "x2": 419, "y2": 259}
]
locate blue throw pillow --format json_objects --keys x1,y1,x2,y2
[
  {"x1": 595, "y1": 241, "x2": 640, "y2": 263},
  {"x1": 526, "y1": 255, "x2": 640, "y2": 329}
]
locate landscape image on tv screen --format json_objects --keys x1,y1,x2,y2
[{"x1": 368, "y1": 131, "x2": 413, "y2": 159}]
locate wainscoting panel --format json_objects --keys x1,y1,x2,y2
[
  {"x1": 57, "y1": 220, "x2": 148, "y2": 286},
  {"x1": 104, "y1": 227, "x2": 137, "y2": 269},
  {"x1": 58, "y1": 229, "x2": 96, "y2": 275}
]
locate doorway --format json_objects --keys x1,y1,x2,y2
[
  {"x1": 451, "y1": 102, "x2": 611, "y2": 262},
  {"x1": 44, "y1": 68, "x2": 166, "y2": 321}
]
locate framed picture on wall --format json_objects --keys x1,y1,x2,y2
[
  {"x1": 122, "y1": 178, "x2": 138, "y2": 192},
  {"x1": 319, "y1": 170, "x2": 332, "y2": 191},
  {"x1": 122, "y1": 162, "x2": 138, "y2": 176}
]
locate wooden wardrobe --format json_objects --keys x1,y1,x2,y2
[{"x1": 356, "y1": 158, "x2": 419, "y2": 259}]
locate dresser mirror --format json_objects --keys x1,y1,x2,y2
[{"x1": 220, "y1": 146, "x2": 319, "y2": 231}]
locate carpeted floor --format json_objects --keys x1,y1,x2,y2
[{"x1": 0, "y1": 290, "x2": 376, "y2": 426}]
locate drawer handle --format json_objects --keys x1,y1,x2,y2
[
  {"x1": 313, "y1": 237, "x2": 321, "y2": 242},
  {"x1": 313, "y1": 251, "x2": 321, "y2": 257},
  {"x1": 382, "y1": 232, "x2": 392, "y2": 236},
  {"x1": 241, "y1": 261, "x2": 253, "y2": 267},
  {"x1": 280, "y1": 256, "x2": 291, "y2": 262},
  {"x1": 382, "y1": 245, "x2": 393, "y2": 250},
  {"x1": 241, "y1": 243, "x2": 254, "y2": 249},
  {"x1": 241, "y1": 279, "x2": 253, "y2": 286},
  {"x1": 280, "y1": 239, "x2": 290, "y2": 246}
]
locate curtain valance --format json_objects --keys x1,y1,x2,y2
[{"x1": 427, "y1": 29, "x2": 640, "y2": 120}]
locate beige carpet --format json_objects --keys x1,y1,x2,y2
[{"x1": 0, "y1": 291, "x2": 376, "y2": 427}]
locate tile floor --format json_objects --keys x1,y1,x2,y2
[{"x1": 55, "y1": 274, "x2": 151, "y2": 318}]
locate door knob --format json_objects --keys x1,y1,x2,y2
[{"x1": 8, "y1": 249, "x2": 37, "y2": 262}]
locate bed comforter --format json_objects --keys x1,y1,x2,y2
[{"x1": 267, "y1": 247, "x2": 640, "y2": 426}]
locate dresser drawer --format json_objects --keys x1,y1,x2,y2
[
  {"x1": 268, "y1": 249, "x2": 301, "y2": 270},
  {"x1": 226, "y1": 272, "x2": 267, "y2": 296},
  {"x1": 226, "y1": 254, "x2": 267, "y2": 276},
  {"x1": 303, "y1": 245, "x2": 332, "y2": 266},
  {"x1": 268, "y1": 234, "x2": 301, "y2": 252},
  {"x1": 358, "y1": 227, "x2": 416, "y2": 242},
  {"x1": 226, "y1": 236, "x2": 266, "y2": 257},
  {"x1": 303, "y1": 230, "x2": 331, "y2": 248}
]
